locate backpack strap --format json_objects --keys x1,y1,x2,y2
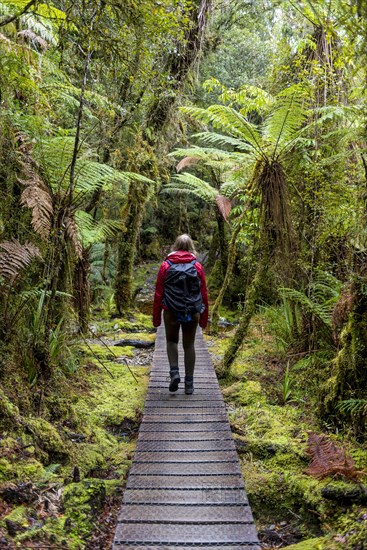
[
  {"x1": 190, "y1": 259, "x2": 197, "y2": 266},
  {"x1": 166, "y1": 259, "x2": 173, "y2": 266}
]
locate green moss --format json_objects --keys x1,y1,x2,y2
[
  {"x1": 26, "y1": 417, "x2": 69, "y2": 461},
  {"x1": 0, "y1": 387, "x2": 20, "y2": 428},
  {"x1": 1, "y1": 505, "x2": 30, "y2": 530},
  {"x1": 93, "y1": 311, "x2": 154, "y2": 335},
  {"x1": 63, "y1": 479, "x2": 106, "y2": 517},
  {"x1": 15, "y1": 516, "x2": 83, "y2": 549},
  {"x1": 286, "y1": 538, "x2": 331, "y2": 550},
  {"x1": 224, "y1": 380, "x2": 266, "y2": 406},
  {"x1": 12, "y1": 459, "x2": 45, "y2": 481},
  {"x1": 82, "y1": 343, "x2": 134, "y2": 360},
  {"x1": 0, "y1": 457, "x2": 12, "y2": 481},
  {"x1": 348, "y1": 447, "x2": 367, "y2": 469}
]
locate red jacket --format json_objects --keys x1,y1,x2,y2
[{"x1": 152, "y1": 250, "x2": 209, "y2": 328}]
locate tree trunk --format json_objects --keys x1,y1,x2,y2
[
  {"x1": 115, "y1": 184, "x2": 146, "y2": 313},
  {"x1": 220, "y1": 263, "x2": 264, "y2": 374},
  {"x1": 322, "y1": 273, "x2": 367, "y2": 433},
  {"x1": 73, "y1": 247, "x2": 91, "y2": 333},
  {"x1": 211, "y1": 224, "x2": 241, "y2": 334},
  {"x1": 216, "y1": 209, "x2": 228, "y2": 277},
  {"x1": 143, "y1": 0, "x2": 211, "y2": 143},
  {"x1": 206, "y1": 226, "x2": 219, "y2": 271}
]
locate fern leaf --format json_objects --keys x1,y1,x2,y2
[
  {"x1": 304, "y1": 432, "x2": 363, "y2": 481},
  {"x1": 20, "y1": 177, "x2": 53, "y2": 239},
  {"x1": 176, "y1": 156, "x2": 199, "y2": 172},
  {"x1": 192, "y1": 132, "x2": 253, "y2": 152},
  {"x1": 162, "y1": 173, "x2": 217, "y2": 205},
  {"x1": 0, "y1": 240, "x2": 41, "y2": 283},
  {"x1": 218, "y1": 84, "x2": 275, "y2": 115},
  {"x1": 75, "y1": 211, "x2": 122, "y2": 247},
  {"x1": 181, "y1": 105, "x2": 262, "y2": 153},
  {"x1": 337, "y1": 399, "x2": 367, "y2": 416},
  {"x1": 17, "y1": 134, "x2": 54, "y2": 239},
  {"x1": 279, "y1": 287, "x2": 333, "y2": 327},
  {"x1": 220, "y1": 181, "x2": 240, "y2": 198},
  {"x1": 263, "y1": 85, "x2": 310, "y2": 157}
]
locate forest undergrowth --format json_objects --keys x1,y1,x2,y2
[
  {"x1": 1, "y1": 267, "x2": 367, "y2": 549},
  {"x1": 0, "y1": 306, "x2": 152, "y2": 549},
  {"x1": 209, "y1": 310, "x2": 367, "y2": 550}
]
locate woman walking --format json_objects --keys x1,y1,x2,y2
[{"x1": 152, "y1": 234, "x2": 208, "y2": 394}]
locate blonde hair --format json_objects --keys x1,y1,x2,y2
[{"x1": 171, "y1": 234, "x2": 196, "y2": 255}]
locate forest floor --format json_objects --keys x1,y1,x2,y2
[
  {"x1": 1, "y1": 263, "x2": 367, "y2": 549},
  {"x1": 209, "y1": 317, "x2": 367, "y2": 550}
]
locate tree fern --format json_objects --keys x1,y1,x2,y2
[
  {"x1": 0, "y1": 240, "x2": 41, "y2": 283},
  {"x1": 75, "y1": 211, "x2": 122, "y2": 248},
  {"x1": 279, "y1": 287, "x2": 335, "y2": 328},
  {"x1": 263, "y1": 85, "x2": 310, "y2": 158},
  {"x1": 192, "y1": 131, "x2": 254, "y2": 152},
  {"x1": 337, "y1": 399, "x2": 367, "y2": 416},
  {"x1": 33, "y1": 136, "x2": 152, "y2": 196},
  {"x1": 162, "y1": 173, "x2": 217, "y2": 205},
  {"x1": 182, "y1": 105, "x2": 263, "y2": 153}
]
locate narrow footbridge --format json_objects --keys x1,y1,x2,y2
[{"x1": 113, "y1": 326, "x2": 260, "y2": 549}]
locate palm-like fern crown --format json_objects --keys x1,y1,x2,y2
[
  {"x1": 163, "y1": 144, "x2": 236, "y2": 222},
  {"x1": 18, "y1": 133, "x2": 153, "y2": 255},
  {"x1": 181, "y1": 83, "x2": 310, "y2": 163}
]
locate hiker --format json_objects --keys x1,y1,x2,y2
[{"x1": 152, "y1": 234, "x2": 208, "y2": 395}]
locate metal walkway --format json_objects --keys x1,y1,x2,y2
[{"x1": 113, "y1": 325, "x2": 260, "y2": 549}]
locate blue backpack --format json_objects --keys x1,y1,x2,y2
[{"x1": 163, "y1": 259, "x2": 203, "y2": 321}]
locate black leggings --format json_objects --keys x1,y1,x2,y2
[{"x1": 163, "y1": 310, "x2": 199, "y2": 377}]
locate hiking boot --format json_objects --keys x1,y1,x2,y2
[
  {"x1": 184, "y1": 375, "x2": 194, "y2": 395},
  {"x1": 169, "y1": 369, "x2": 180, "y2": 392}
]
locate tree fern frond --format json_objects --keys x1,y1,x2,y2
[
  {"x1": 279, "y1": 287, "x2": 333, "y2": 327},
  {"x1": 216, "y1": 194, "x2": 231, "y2": 222},
  {"x1": 0, "y1": 240, "x2": 41, "y2": 283},
  {"x1": 74, "y1": 161, "x2": 130, "y2": 195},
  {"x1": 207, "y1": 105, "x2": 263, "y2": 150},
  {"x1": 65, "y1": 216, "x2": 82, "y2": 259},
  {"x1": 171, "y1": 173, "x2": 217, "y2": 196},
  {"x1": 162, "y1": 186, "x2": 215, "y2": 204},
  {"x1": 42, "y1": 83, "x2": 126, "y2": 117},
  {"x1": 337, "y1": 399, "x2": 367, "y2": 415},
  {"x1": 181, "y1": 105, "x2": 262, "y2": 153},
  {"x1": 35, "y1": 136, "x2": 153, "y2": 198},
  {"x1": 192, "y1": 132, "x2": 253, "y2": 152},
  {"x1": 219, "y1": 84, "x2": 275, "y2": 115},
  {"x1": 176, "y1": 156, "x2": 199, "y2": 172},
  {"x1": 20, "y1": 12, "x2": 57, "y2": 45},
  {"x1": 161, "y1": 173, "x2": 217, "y2": 205},
  {"x1": 75, "y1": 211, "x2": 122, "y2": 247},
  {"x1": 263, "y1": 85, "x2": 310, "y2": 157},
  {"x1": 220, "y1": 181, "x2": 240, "y2": 198},
  {"x1": 17, "y1": 134, "x2": 53, "y2": 239},
  {"x1": 20, "y1": 178, "x2": 53, "y2": 239},
  {"x1": 35, "y1": 136, "x2": 77, "y2": 186}
]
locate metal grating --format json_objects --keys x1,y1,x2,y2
[{"x1": 112, "y1": 325, "x2": 259, "y2": 549}]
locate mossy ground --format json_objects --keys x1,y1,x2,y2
[
  {"x1": 206, "y1": 309, "x2": 367, "y2": 549},
  {"x1": 0, "y1": 309, "x2": 152, "y2": 549}
]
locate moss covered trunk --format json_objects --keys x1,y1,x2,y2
[
  {"x1": 115, "y1": 184, "x2": 146, "y2": 313},
  {"x1": 323, "y1": 275, "x2": 367, "y2": 430},
  {"x1": 73, "y1": 247, "x2": 91, "y2": 333},
  {"x1": 216, "y1": 210, "x2": 228, "y2": 277},
  {"x1": 211, "y1": 224, "x2": 241, "y2": 334},
  {"x1": 221, "y1": 263, "x2": 265, "y2": 373}
]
